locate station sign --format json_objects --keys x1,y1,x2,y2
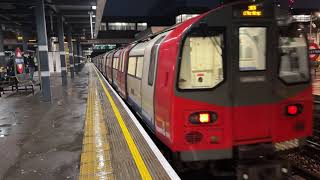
[
  {"x1": 309, "y1": 43, "x2": 320, "y2": 61},
  {"x1": 15, "y1": 48, "x2": 25, "y2": 74}
]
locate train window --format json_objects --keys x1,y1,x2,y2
[
  {"x1": 279, "y1": 30, "x2": 309, "y2": 84},
  {"x1": 239, "y1": 27, "x2": 266, "y2": 71},
  {"x1": 136, "y1": 56, "x2": 144, "y2": 78},
  {"x1": 179, "y1": 33, "x2": 224, "y2": 89},
  {"x1": 113, "y1": 58, "x2": 118, "y2": 69},
  {"x1": 148, "y1": 36, "x2": 165, "y2": 86},
  {"x1": 119, "y1": 56, "x2": 122, "y2": 71},
  {"x1": 128, "y1": 57, "x2": 137, "y2": 76},
  {"x1": 121, "y1": 53, "x2": 125, "y2": 72},
  {"x1": 116, "y1": 58, "x2": 119, "y2": 70},
  {"x1": 112, "y1": 58, "x2": 116, "y2": 69}
]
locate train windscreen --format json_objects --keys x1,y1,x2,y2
[
  {"x1": 178, "y1": 29, "x2": 224, "y2": 90},
  {"x1": 279, "y1": 27, "x2": 309, "y2": 84}
]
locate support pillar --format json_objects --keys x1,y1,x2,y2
[
  {"x1": 0, "y1": 30, "x2": 5, "y2": 67},
  {"x1": 73, "y1": 38, "x2": 78, "y2": 74},
  {"x1": 89, "y1": 11, "x2": 94, "y2": 39},
  {"x1": 57, "y1": 15, "x2": 67, "y2": 86},
  {"x1": 76, "y1": 36, "x2": 81, "y2": 71},
  {"x1": 67, "y1": 27, "x2": 74, "y2": 78},
  {"x1": 79, "y1": 40, "x2": 82, "y2": 61},
  {"x1": 35, "y1": 0, "x2": 51, "y2": 102}
]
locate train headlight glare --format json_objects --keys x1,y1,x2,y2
[
  {"x1": 189, "y1": 112, "x2": 217, "y2": 124},
  {"x1": 199, "y1": 113, "x2": 210, "y2": 123}
]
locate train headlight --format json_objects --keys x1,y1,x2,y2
[
  {"x1": 286, "y1": 104, "x2": 302, "y2": 116},
  {"x1": 189, "y1": 112, "x2": 217, "y2": 124},
  {"x1": 199, "y1": 113, "x2": 210, "y2": 123}
]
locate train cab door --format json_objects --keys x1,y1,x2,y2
[{"x1": 231, "y1": 24, "x2": 275, "y2": 143}]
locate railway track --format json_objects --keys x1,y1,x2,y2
[
  {"x1": 309, "y1": 99, "x2": 320, "y2": 150},
  {"x1": 288, "y1": 98, "x2": 320, "y2": 179}
]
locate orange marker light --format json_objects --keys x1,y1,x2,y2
[{"x1": 199, "y1": 113, "x2": 210, "y2": 123}]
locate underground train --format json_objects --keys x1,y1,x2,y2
[{"x1": 93, "y1": 0, "x2": 313, "y2": 178}]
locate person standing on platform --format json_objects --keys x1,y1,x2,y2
[{"x1": 27, "y1": 53, "x2": 36, "y2": 81}]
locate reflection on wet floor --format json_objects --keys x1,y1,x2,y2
[{"x1": 0, "y1": 122, "x2": 23, "y2": 137}]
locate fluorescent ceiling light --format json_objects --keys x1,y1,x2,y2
[
  {"x1": 93, "y1": 15, "x2": 96, "y2": 17},
  {"x1": 92, "y1": 6, "x2": 96, "y2": 10}
]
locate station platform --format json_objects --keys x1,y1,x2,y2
[
  {"x1": 0, "y1": 66, "x2": 88, "y2": 180},
  {"x1": 79, "y1": 64, "x2": 178, "y2": 180},
  {"x1": 0, "y1": 63, "x2": 179, "y2": 180}
]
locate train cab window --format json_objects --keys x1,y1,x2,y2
[
  {"x1": 279, "y1": 29, "x2": 309, "y2": 84},
  {"x1": 128, "y1": 57, "x2": 137, "y2": 76},
  {"x1": 178, "y1": 31, "x2": 224, "y2": 89},
  {"x1": 239, "y1": 27, "x2": 266, "y2": 71},
  {"x1": 136, "y1": 56, "x2": 144, "y2": 78}
]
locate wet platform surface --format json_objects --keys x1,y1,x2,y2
[
  {"x1": 0, "y1": 66, "x2": 89, "y2": 180},
  {"x1": 79, "y1": 64, "x2": 176, "y2": 180},
  {"x1": 0, "y1": 63, "x2": 178, "y2": 180}
]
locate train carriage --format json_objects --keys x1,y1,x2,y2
[{"x1": 93, "y1": 0, "x2": 313, "y2": 178}]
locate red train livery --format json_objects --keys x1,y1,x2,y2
[{"x1": 93, "y1": 0, "x2": 313, "y2": 177}]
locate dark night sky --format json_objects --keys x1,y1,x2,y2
[
  {"x1": 292, "y1": 0, "x2": 320, "y2": 9},
  {"x1": 103, "y1": 0, "x2": 220, "y2": 17},
  {"x1": 103, "y1": 0, "x2": 320, "y2": 17}
]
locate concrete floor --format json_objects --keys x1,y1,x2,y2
[{"x1": 0, "y1": 65, "x2": 88, "y2": 180}]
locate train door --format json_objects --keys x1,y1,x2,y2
[
  {"x1": 231, "y1": 24, "x2": 275, "y2": 143},
  {"x1": 117, "y1": 51, "x2": 123, "y2": 90},
  {"x1": 141, "y1": 35, "x2": 166, "y2": 129},
  {"x1": 112, "y1": 54, "x2": 119, "y2": 88}
]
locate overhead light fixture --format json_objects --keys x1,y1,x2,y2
[
  {"x1": 91, "y1": 6, "x2": 96, "y2": 10},
  {"x1": 17, "y1": 36, "x2": 23, "y2": 40},
  {"x1": 92, "y1": 15, "x2": 96, "y2": 18}
]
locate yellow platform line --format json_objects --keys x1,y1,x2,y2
[
  {"x1": 79, "y1": 76, "x2": 114, "y2": 180},
  {"x1": 93, "y1": 66, "x2": 152, "y2": 180}
]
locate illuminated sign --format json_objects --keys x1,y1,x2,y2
[
  {"x1": 17, "y1": 36, "x2": 23, "y2": 41},
  {"x1": 242, "y1": 5, "x2": 262, "y2": 17}
]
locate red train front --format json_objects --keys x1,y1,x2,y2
[
  {"x1": 156, "y1": 1, "x2": 312, "y2": 158},
  {"x1": 93, "y1": 0, "x2": 313, "y2": 178}
]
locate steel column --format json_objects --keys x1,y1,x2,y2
[
  {"x1": 67, "y1": 27, "x2": 74, "y2": 78},
  {"x1": 35, "y1": 0, "x2": 51, "y2": 102},
  {"x1": 73, "y1": 38, "x2": 78, "y2": 74},
  {"x1": 57, "y1": 15, "x2": 67, "y2": 86},
  {"x1": 77, "y1": 37, "x2": 81, "y2": 71},
  {"x1": 89, "y1": 11, "x2": 94, "y2": 39},
  {"x1": 0, "y1": 30, "x2": 4, "y2": 67}
]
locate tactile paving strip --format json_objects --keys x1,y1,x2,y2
[{"x1": 79, "y1": 76, "x2": 114, "y2": 180}]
